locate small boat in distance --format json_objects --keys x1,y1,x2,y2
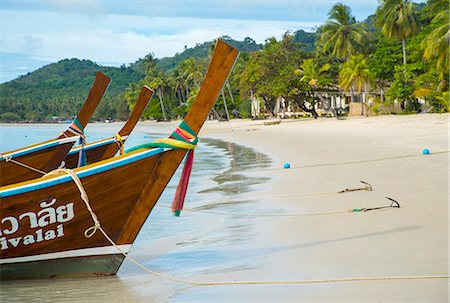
[
  {"x1": 0, "y1": 72, "x2": 111, "y2": 186},
  {"x1": 63, "y1": 86, "x2": 154, "y2": 168},
  {"x1": 0, "y1": 40, "x2": 239, "y2": 280}
]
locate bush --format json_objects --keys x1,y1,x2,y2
[
  {"x1": 0, "y1": 112, "x2": 21, "y2": 122},
  {"x1": 404, "y1": 99, "x2": 422, "y2": 113}
]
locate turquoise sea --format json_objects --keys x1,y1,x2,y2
[{"x1": 0, "y1": 122, "x2": 271, "y2": 302}]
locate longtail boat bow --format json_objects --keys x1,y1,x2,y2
[
  {"x1": 63, "y1": 86, "x2": 154, "y2": 168},
  {"x1": 0, "y1": 40, "x2": 239, "y2": 280},
  {"x1": 0, "y1": 71, "x2": 111, "y2": 186}
]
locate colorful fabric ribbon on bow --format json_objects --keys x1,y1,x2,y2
[
  {"x1": 66, "y1": 118, "x2": 87, "y2": 167},
  {"x1": 126, "y1": 120, "x2": 198, "y2": 216}
]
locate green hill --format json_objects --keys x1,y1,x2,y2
[
  {"x1": 292, "y1": 30, "x2": 317, "y2": 52},
  {"x1": 155, "y1": 36, "x2": 263, "y2": 71},
  {"x1": 0, "y1": 59, "x2": 144, "y2": 122}
]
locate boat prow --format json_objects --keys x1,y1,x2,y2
[
  {"x1": 0, "y1": 40, "x2": 239, "y2": 280},
  {"x1": 0, "y1": 71, "x2": 111, "y2": 186},
  {"x1": 63, "y1": 86, "x2": 154, "y2": 168}
]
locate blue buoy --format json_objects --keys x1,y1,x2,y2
[
  {"x1": 422, "y1": 149, "x2": 430, "y2": 155},
  {"x1": 283, "y1": 163, "x2": 291, "y2": 169}
]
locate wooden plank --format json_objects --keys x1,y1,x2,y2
[
  {"x1": 0, "y1": 142, "x2": 74, "y2": 186},
  {"x1": 119, "y1": 86, "x2": 154, "y2": 136},
  {"x1": 0, "y1": 153, "x2": 161, "y2": 258},
  {"x1": 61, "y1": 71, "x2": 111, "y2": 137}
]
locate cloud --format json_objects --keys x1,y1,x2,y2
[
  {"x1": 49, "y1": 0, "x2": 105, "y2": 14},
  {"x1": 3, "y1": 10, "x2": 319, "y2": 66}
]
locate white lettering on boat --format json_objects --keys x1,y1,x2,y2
[{"x1": 0, "y1": 197, "x2": 74, "y2": 250}]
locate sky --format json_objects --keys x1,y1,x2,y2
[{"x1": 0, "y1": 0, "x2": 381, "y2": 83}]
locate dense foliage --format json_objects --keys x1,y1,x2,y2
[
  {"x1": 0, "y1": 59, "x2": 144, "y2": 122},
  {"x1": 0, "y1": 0, "x2": 448, "y2": 122}
]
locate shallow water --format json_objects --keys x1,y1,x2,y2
[{"x1": 0, "y1": 123, "x2": 272, "y2": 302}]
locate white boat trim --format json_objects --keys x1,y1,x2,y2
[
  {"x1": 0, "y1": 136, "x2": 79, "y2": 160},
  {"x1": 69, "y1": 135, "x2": 129, "y2": 154},
  {"x1": 0, "y1": 244, "x2": 132, "y2": 264}
]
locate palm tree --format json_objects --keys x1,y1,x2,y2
[
  {"x1": 318, "y1": 3, "x2": 369, "y2": 61},
  {"x1": 142, "y1": 53, "x2": 157, "y2": 75},
  {"x1": 124, "y1": 82, "x2": 140, "y2": 111},
  {"x1": 292, "y1": 59, "x2": 331, "y2": 118},
  {"x1": 339, "y1": 54, "x2": 372, "y2": 102},
  {"x1": 148, "y1": 75, "x2": 168, "y2": 121},
  {"x1": 170, "y1": 68, "x2": 187, "y2": 105},
  {"x1": 421, "y1": 0, "x2": 449, "y2": 82},
  {"x1": 375, "y1": 0, "x2": 419, "y2": 65},
  {"x1": 436, "y1": 92, "x2": 449, "y2": 112},
  {"x1": 181, "y1": 58, "x2": 204, "y2": 89},
  {"x1": 298, "y1": 59, "x2": 331, "y2": 88}
]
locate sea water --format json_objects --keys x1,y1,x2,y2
[{"x1": 0, "y1": 123, "x2": 271, "y2": 302}]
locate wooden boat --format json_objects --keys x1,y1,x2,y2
[
  {"x1": 263, "y1": 119, "x2": 281, "y2": 126},
  {"x1": 0, "y1": 72, "x2": 111, "y2": 187},
  {"x1": 0, "y1": 40, "x2": 239, "y2": 280},
  {"x1": 63, "y1": 86, "x2": 154, "y2": 168}
]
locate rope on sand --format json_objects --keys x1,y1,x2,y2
[
  {"x1": 252, "y1": 150, "x2": 450, "y2": 172},
  {"x1": 156, "y1": 196, "x2": 400, "y2": 217},
  {"x1": 168, "y1": 180, "x2": 373, "y2": 209},
  {"x1": 157, "y1": 204, "x2": 350, "y2": 216},
  {"x1": 50, "y1": 168, "x2": 448, "y2": 286}
]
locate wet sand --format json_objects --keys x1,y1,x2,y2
[{"x1": 136, "y1": 114, "x2": 448, "y2": 302}]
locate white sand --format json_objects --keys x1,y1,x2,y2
[{"x1": 177, "y1": 114, "x2": 448, "y2": 302}]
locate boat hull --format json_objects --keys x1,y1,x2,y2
[
  {"x1": 64, "y1": 140, "x2": 120, "y2": 169},
  {"x1": 1, "y1": 149, "x2": 165, "y2": 255},
  {"x1": 0, "y1": 148, "x2": 170, "y2": 280},
  {"x1": 0, "y1": 138, "x2": 78, "y2": 187},
  {"x1": 1, "y1": 253, "x2": 125, "y2": 280}
]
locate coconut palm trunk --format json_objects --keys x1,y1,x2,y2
[
  {"x1": 221, "y1": 89, "x2": 230, "y2": 120},
  {"x1": 226, "y1": 82, "x2": 235, "y2": 104},
  {"x1": 157, "y1": 90, "x2": 167, "y2": 121},
  {"x1": 375, "y1": 0, "x2": 418, "y2": 67}
]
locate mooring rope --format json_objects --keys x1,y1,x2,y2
[
  {"x1": 48, "y1": 168, "x2": 448, "y2": 286},
  {"x1": 4, "y1": 156, "x2": 47, "y2": 175},
  {"x1": 114, "y1": 133, "x2": 125, "y2": 156},
  {"x1": 155, "y1": 201, "x2": 398, "y2": 217},
  {"x1": 250, "y1": 150, "x2": 450, "y2": 172},
  {"x1": 155, "y1": 180, "x2": 373, "y2": 210},
  {"x1": 157, "y1": 204, "x2": 353, "y2": 217}
]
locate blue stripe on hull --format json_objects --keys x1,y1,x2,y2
[
  {"x1": 0, "y1": 147, "x2": 167, "y2": 198},
  {"x1": 68, "y1": 138, "x2": 115, "y2": 155},
  {"x1": 0, "y1": 137, "x2": 78, "y2": 160}
]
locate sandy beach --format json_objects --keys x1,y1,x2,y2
[
  {"x1": 1, "y1": 114, "x2": 448, "y2": 302},
  {"x1": 134, "y1": 113, "x2": 448, "y2": 302}
]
